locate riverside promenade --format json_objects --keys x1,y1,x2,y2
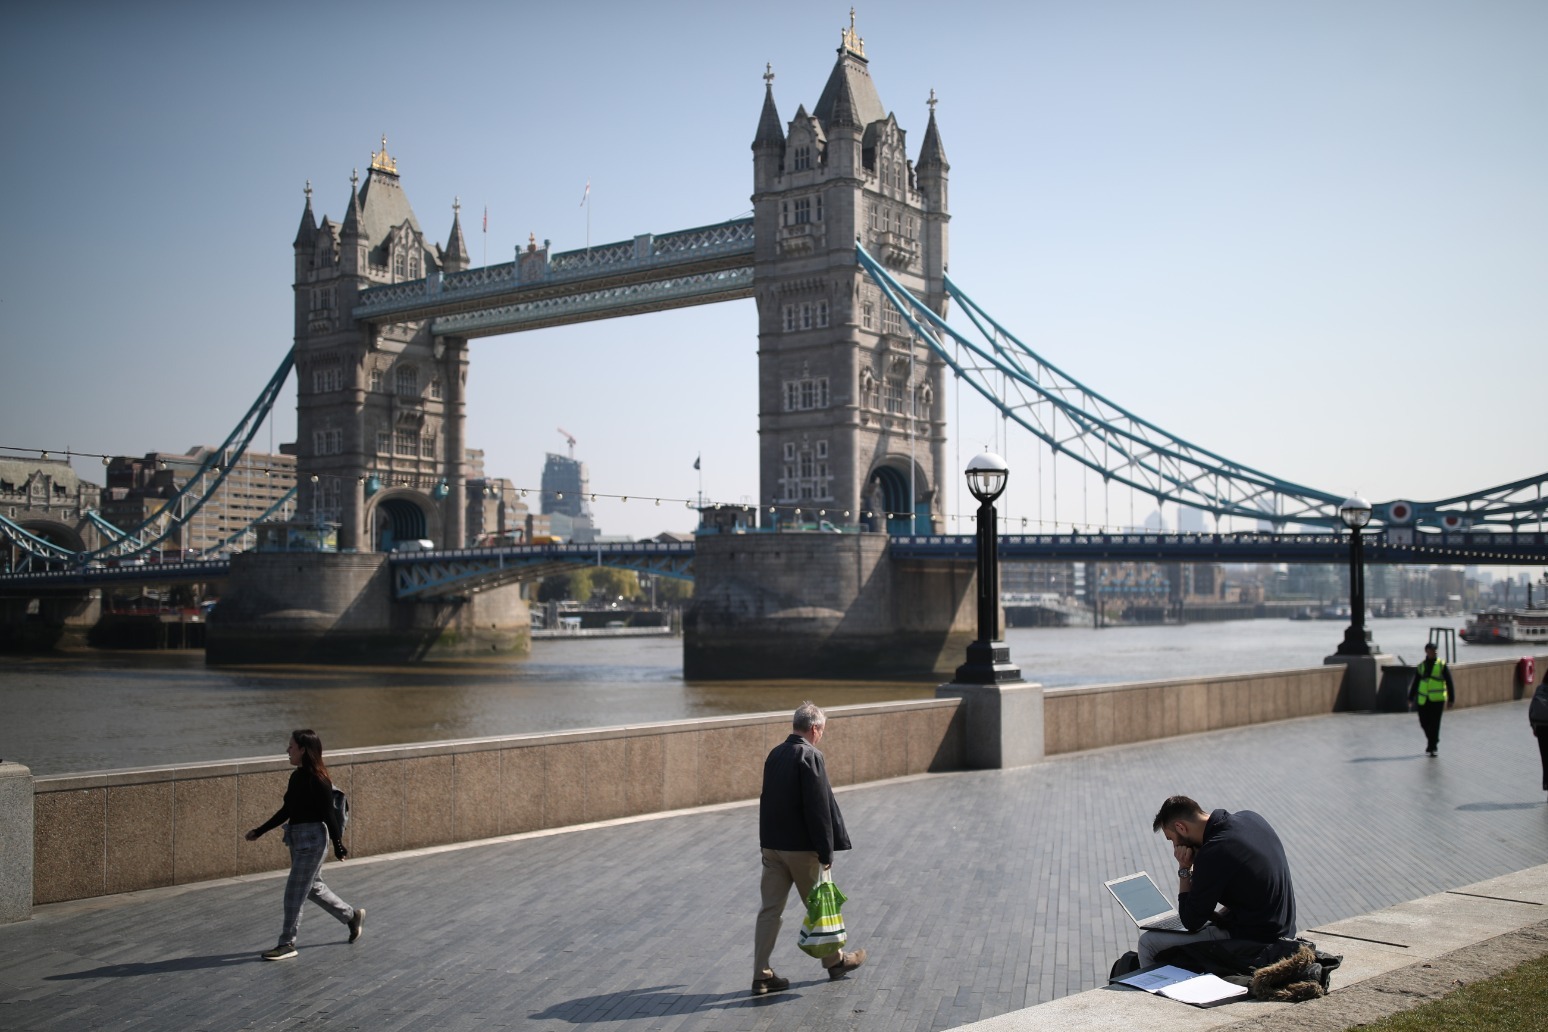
[{"x1": 2, "y1": 698, "x2": 1546, "y2": 1031}]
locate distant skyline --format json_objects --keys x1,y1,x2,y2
[{"x1": 3, "y1": 1, "x2": 1543, "y2": 541}]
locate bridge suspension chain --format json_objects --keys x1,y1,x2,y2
[{"x1": 856, "y1": 244, "x2": 1548, "y2": 533}]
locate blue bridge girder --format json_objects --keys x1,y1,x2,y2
[
  {"x1": 890, "y1": 530, "x2": 1548, "y2": 566},
  {"x1": 0, "y1": 559, "x2": 232, "y2": 589},
  {"x1": 391, "y1": 541, "x2": 695, "y2": 601},
  {"x1": 352, "y1": 220, "x2": 755, "y2": 337}
]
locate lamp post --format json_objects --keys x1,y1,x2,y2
[
  {"x1": 954, "y1": 452, "x2": 1023, "y2": 684},
  {"x1": 1334, "y1": 494, "x2": 1376, "y2": 656}
]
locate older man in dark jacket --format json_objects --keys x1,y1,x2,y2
[{"x1": 752, "y1": 701, "x2": 867, "y2": 996}]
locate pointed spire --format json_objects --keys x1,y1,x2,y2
[
  {"x1": 753, "y1": 63, "x2": 785, "y2": 150},
  {"x1": 293, "y1": 179, "x2": 317, "y2": 249},
  {"x1": 341, "y1": 168, "x2": 363, "y2": 239},
  {"x1": 443, "y1": 196, "x2": 469, "y2": 271},
  {"x1": 918, "y1": 89, "x2": 949, "y2": 170},
  {"x1": 827, "y1": 73, "x2": 859, "y2": 129}
]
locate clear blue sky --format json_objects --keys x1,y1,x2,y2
[{"x1": 3, "y1": 1, "x2": 1543, "y2": 540}]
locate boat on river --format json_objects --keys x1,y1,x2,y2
[{"x1": 1460, "y1": 606, "x2": 1548, "y2": 645}]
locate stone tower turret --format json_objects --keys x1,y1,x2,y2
[
  {"x1": 292, "y1": 137, "x2": 469, "y2": 552},
  {"x1": 750, "y1": 13, "x2": 949, "y2": 533}
]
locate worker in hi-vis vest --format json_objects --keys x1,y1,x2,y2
[{"x1": 1407, "y1": 642, "x2": 1456, "y2": 756}]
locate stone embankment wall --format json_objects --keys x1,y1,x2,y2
[
  {"x1": 24, "y1": 653, "x2": 1545, "y2": 908},
  {"x1": 30, "y1": 700, "x2": 964, "y2": 906}
]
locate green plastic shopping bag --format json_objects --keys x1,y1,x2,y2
[{"x1": 798, "y1": 870, "x2": 848, "y2": 958}]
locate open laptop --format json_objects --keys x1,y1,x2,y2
[{"x1": 1104, "y1": 872, "x2": 1188, "y2": 932}]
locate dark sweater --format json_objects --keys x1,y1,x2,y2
[
  {"x1": 759, "y1": 734, "x2": 851, "y2": 865},
  {"x1": 1178, "y1": 809, "x2": 1297, "y2": 943},
  {"x1": 256, "y1": 767, "x2": 340, "y2": 842}
]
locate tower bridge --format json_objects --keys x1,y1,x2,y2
[{"x1": 3, "y1": 14, "x2": 1545, "y2": 671}]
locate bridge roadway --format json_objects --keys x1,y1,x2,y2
[
  {"x1": 3, "y1": 529, "x2": 1544, "y2": 597},
  {"x1": 2, "y1": 699, "x2": 1545, "y2": 1030}
]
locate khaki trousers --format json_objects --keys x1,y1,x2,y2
[{"x1": 755, "y1": 847, "x2": 843, "y2": 978}]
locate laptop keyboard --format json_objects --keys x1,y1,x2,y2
[{"x1": 1142, "y1": 914, "x2": 1187, "y2": 932}]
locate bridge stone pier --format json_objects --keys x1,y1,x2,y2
[
  {"x1": 685, "y1": 532, "x2": 977, "y2": 680},
  {"x1": 207, "y1": 552, "x2": 527, "y2": 664}
]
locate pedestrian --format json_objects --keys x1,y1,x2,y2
[
  {"x1": 1529, "y1": 673, "x2": 1548, "y2": 793},
  {"x1": 244, "y1": 729, "x2": 364, "y2": 960},
  {"x1": 1137, "y1": 795, "x2": 1299, "y2": 968},
  {"x1": 752, "y1": 702, "x2": 866, "y2": 996},
  {"x1": 1407, "y1": 642, "x2": 1455, "y2": 756}
]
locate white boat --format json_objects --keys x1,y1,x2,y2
[{"x1": 1460, "y1": 606, "x2": 1548, "y2": 645}]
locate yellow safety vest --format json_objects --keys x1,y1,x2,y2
[{"x1": 1416, "y1": 659, "x2": 1449, "y2": 705}]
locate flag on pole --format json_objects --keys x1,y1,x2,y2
[
  {"x1": 693, "y1": 454, "x2": 701, "y2": 471},
  {"x1": 580, "y1": 179, "x2": 590, "y2": 206},
  {"x1": 482, "y1": 206, "x2": 487, "y2": 233}
]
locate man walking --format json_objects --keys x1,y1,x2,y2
[
  {"x1": 753, "y1": 702, "x2": 867, "y2": 996},
  {"x1": 1408, "y1": 642, "x2": 1455, "y2": 756},
  {"x1": 1138, "y1": 795, "x2": 1298, "y2": 968}
]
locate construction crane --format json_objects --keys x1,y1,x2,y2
[{"x1": 556, "y1": 427, "x2": 576, "y2": 459}]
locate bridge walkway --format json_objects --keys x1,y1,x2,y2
[{"x1": 2, "y1": 699, "x2": 1545, "y2": 1030}]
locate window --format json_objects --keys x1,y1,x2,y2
[
  {"x1": 408, "y1": 255, "x2": 420, "y2": 278},
  {"x1": 778, "y1": 439, "x2": 833, "y2": 502},
  {"x1": 860, "y1": 370, "x2": 879, "y2": 409},
  {"x1": 882, "y1": 305, "x2": 906, "y2": 337},
  {"x1": 783, "y1": 305, "x2": 796, "y2": 333},
  {"x1": 868, "y1": 204, "x2": 878, "y2": 231},
  {"x1": 420, "y1": 434, "x2": 436, "y2": 458},
  {"x1": 376, "y1": 430, "x2": 390, "y2": 454},
  {"x1": 311, "y1": 366, "x2": 344, "y2": 393},
  {"x1": 861, "y1": 301, "x2": 874, "y2": 330},
  {"x1": 429, "y1": 377, "x2": 443, "y2": 400},
  {"x1": 312, "y1": 429, "x2": 343, "y2": 455},
  {"x1": 793, "y1": 145, "x2": 811, "y2": 171},
  {"x1": 783, "y1": 376, "x2": 829, "y2": 411},
  {"x1": 793, "y1": 198, "x2": 811, "y2": 225},
  {"x1": 816, "y1": 300, "x2": 829, "y2": 327},
  {"x1": 370, "y1": 369, "x2": 383, "y2": 392},
  {"x1": 394, "y1": 429, "x2": 416, "y2": 456},
  {"x1": 884, "y1": 379, "x2": 905, "y2": 415},
  {"x1": 394, "y1": 252, "x2": 406, "y2": 278},
  {"x1": 319, "y1": 245, "x2": 333, "y2": 268},
  {"x1": 816, "y1": 196, "x2": 823, "y2": 221},
  {"x1": 395, "y1": 366, "x2": 418, "y2": 397}
]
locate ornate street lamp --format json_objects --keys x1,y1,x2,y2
[
  {"x1": 954, "y1": 452, "x2": 1023, "y2": 684},
  {"x1": 1334, "y1": 494, "x2": 1376, "y2": 656}
]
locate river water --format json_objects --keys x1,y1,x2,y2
[{"x1": 2, "y1": 616, "x2": 1466, "y2": 775}]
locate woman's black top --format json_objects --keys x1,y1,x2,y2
[{"x1": 255, "y1": 767, "x2": 334, "y2": 838}]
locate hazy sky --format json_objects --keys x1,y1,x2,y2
[{"x1": 3, "y1": 1, "x2": 1543, "y2": 540}]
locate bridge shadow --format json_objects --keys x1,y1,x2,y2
[
  {"x1": 46, "y1": 951, "x2": 253, "y2": 979},
  {"x1": 528, "y1": 981, "x2": 807, "y2": 1022},
  {"x1": 1455, "y1": 801, "x2": 1545, "y2": 812}
]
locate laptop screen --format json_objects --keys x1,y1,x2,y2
[{"x1": 1108, "y1": 873, "x2": 1173, "y2": 921}]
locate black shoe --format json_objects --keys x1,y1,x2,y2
[
  {"x1": 751, "y1": 973, "x2": 790, "y2": 996},
  {"x1": 827, "y1": 948, "x2": 867, "y2": 980},
  {"x1": 348, "y1": 907, "x2": 365, "y2": 944},
  {"x1": 261, "y1": 944, "x2": 297, "y2": 961}
]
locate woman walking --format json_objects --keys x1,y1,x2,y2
[{"x1": 245, "y1": 729, "x2": 364, "y2": 960}]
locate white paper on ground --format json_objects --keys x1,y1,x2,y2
[
  {"x1": 1157, "y1": 973, "x2": 1249, "y2": 1005},
  {"x1": 1113, "y1": 965, "x2": 1197, "y2": 992}
]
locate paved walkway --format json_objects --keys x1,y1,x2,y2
[{"x1": 3, "y1": 699, "x2": 1546, "y2": 1031}]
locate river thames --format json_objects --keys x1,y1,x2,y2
[{"x1": 1, "y1": 615, "x2": 1466, "y2": 775}]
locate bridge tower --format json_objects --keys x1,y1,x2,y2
[
  {"x1": 291, "y1": 138, "x2": 469, "y2": 551},
  {"x1": 751, "y1": 13, "x2": 950, "y2": 533}
]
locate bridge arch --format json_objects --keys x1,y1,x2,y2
[
  {"x1": 366, "y1": 490, "x2": 442, "y2": 552},
  {"x1": 17, "y1": 520, "x2": 85, "y2": 555},
  {"x1": 864, "y1": 461, "x2": 932, "y2": 536}
]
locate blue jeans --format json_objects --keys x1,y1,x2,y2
[{"x1": 278, "y1": 823, "x2": 354, "y2": 947}]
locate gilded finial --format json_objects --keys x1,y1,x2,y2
[
  {"x1": 528, "y1": 232, "x2": 537, "y2": 253},
  {"x1": 841, "y1": 7, "x2": 864, "y2": 57},
  {"x1": 371, "y1": 134, "x2": 398, "y2": 174},
  {"x1": 764, "y1": 62, "x2": 775, "y2": 87},
  {"x1": 927, "y1": 88, "x2": 937, "y2": 114}
]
